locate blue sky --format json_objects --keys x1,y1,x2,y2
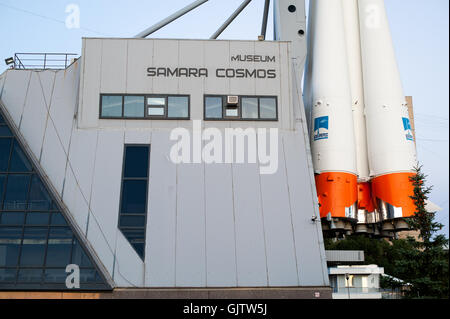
[{"x1": 0, "y1": 0, "x2": 448, "y2": 235}]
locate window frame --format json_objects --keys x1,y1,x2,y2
[
  {"x1": 203, "y1": 95, "x2": 278, "y2": 121},
  {"x1": 99, "y1": 94, "x2": 190, "y2": 120},
  {"x1": 117, "y1": 144, "x2": 151, "y2": 260}
]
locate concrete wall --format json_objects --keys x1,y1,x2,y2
[{"x1": 0, "y1": 38, "x2": 329, "y2": 288}]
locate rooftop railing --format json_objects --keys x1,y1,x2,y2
[{"x1": 13, "y1": 53, "x2": 79, "y2": 70}]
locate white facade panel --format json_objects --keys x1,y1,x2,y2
[
  {"x1": 145, "y1": 131, "x2": 177, "y2": 287},
  {"x1": 89, "y1": 130, "x2": 124, "y2": 246},
  {"x1": 283, "y1": 132, "x2": 329, "y2": 286},
  {"x1": 1, "y1": 70, "x2": 31, "y2": 127},
  {"x1": 37, "y1": 71, "x2": 56, "y2": 108},
  {"x1": 40, "y1": 120, "x2": 67, "y2": 195},
  {"x1": 68, "y1": 129, "x2": 98, "y2": 198},
  {"x1": 205, "y1": 159, "x2": 237, "y2": 287},
  {"x1": 232, "y1": 163, "x2": 268, "y2": 286},
  {"x1": 259, "y1": 135, "x2": 299, "y2": 286},
  {"x1": 175, "y1": 162, "x2": 206, "y2": 287},
  {"x1": 49, "y1": 65, "x2": 79, "y2": 152},
  {"x1": 19, "y1": 72, "x2": 48, "y2": 159},
  {"x1": 113, "y1": 231, "x2": 145, "y2": 287},
  {"x1": 62, "y1": 168, "x2": 90, "y2": 235}
]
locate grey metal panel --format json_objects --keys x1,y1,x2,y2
[
  {"x1": 233, "y1": 162, "x2": 268, "y2": 286},
  {"x1": 283, "y1": 132, "x2": 328, "y2": 286},
  {"x1": 88, "y1": 130, "x2": 125, "y2": 275},
  {"x1": 0, "y1": 70, "x2": 31, "y2": 127},
  {"x1": 40, "y1": 119, "x2": 67, "y2": 195},
  {"x1": 113, "y1": 230, "x2": 145, "y2": 287},
  {"x1": 145, "y1": 131, "x2": 177, "y2": 287},
  {"x1": 19, "y1": 72, "x2": 48, "y2": 158},
  {"x1": 49, "y1": 66, "x2": 78, "y2": 152},
  {"x1": 205, "y1": 155, "x2": 237, "y2": 286},
  {"x1": 100, "y1": 39, "x2": 128, "y2": 94},
  {"x1": 37, "y1": 71, "x2": 56, "y2": 109},
  {"x1": 79, "y1": 39, "x2": 102, "y2": 128},
  {"x1": 259, "y1": 133, "x2": 299, "y2": 286},
  {"x1": 326, "y1": 250, "x2": 365, "y2": 263},
  {"x1": 176, "y1": 161, "x2": 207, "y2": 287}
]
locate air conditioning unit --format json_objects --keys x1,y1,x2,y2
[{"x1": 227, "y1": 95, "x2": 239, "y2": 105}]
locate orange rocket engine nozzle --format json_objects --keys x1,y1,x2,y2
[
  {"x1": 315, "y1": 172, "x2": 358, "y2": 218},
  {"x1": 357, "y1": 182, "x2": 375, "y2": 212},
  {"x1": 371, "y1": 172, "x2": 416, "y2": 218}
]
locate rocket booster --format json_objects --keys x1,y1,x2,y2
[
  {"x1": 359, "y1": 0, "x2": 417, "y2": 219},
  {"x1": 304, "y1": 0, "x2": 358, "y2": 220},
  {"x1": 304, "y1": 0, "x2": 417, "y2": 226}
]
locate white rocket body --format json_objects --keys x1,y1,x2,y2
[
  {"x1": 342, "y1": 0, "x2": 370, "y2": 182},
  {"x1": 305, "y1": 0, "x2": 357, "y2": 175},
  {"x1": 358, "y1": 0, "x2": 417, "y2": 176}
]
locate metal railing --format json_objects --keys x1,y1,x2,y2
[
  {"x1": 332, "y1": 286, "x2": 381, "y2": 294},
  {"x1": 13, "y1": 53, "x2": 79, "y2": 70}
]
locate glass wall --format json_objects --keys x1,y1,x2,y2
[{"x1": 0, "y1": 110, "x2": 110, "y2": 290}]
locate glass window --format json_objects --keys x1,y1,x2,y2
[
  {"x1": 71, "y1": 238, "x2": 93, "y2": 268},
  {"x1": 0, "y1": 138, "x2": 12, "y2": 171},
  {"x1": 0, "y1": 174, "x2": 5, "y2": 206},
  {"x1": 168, "y1": 96, "x2": 189, "y2": 118},
  {"x1": 147, "y1": 97, "x2": 165, "y2": 106},
  {"x1": 101, "y1": 95, "x2": 122, "y2": 117},
  {"x1": 28, "y1": 175, "x2": 52, "y2": 210},
  {"x1": 205, "y1": 97, "x2": 223, "y2": 119},
  {"x1": 20, "y1": 227, "x2": 48, "y2": 267},
  {"x1": 43, "y1": 268, "x2": 67, "y2": 283},
  {"x1": 148, "y1": 106, "x2": 165, "y2": 116},
  {"x1": 225, "y1": 108, "x2": 238, "y2": 117},
  {"x1": 1, "y1": 212, "x2": 26, "y2": 225},
  {"x1": 241, "y1": 98, "x2": 258, "y2": 119},
  {"x1": 0, "y1": 268, "x2": 16, "y2": 282},
  {"x1": 0, "y1": 126, "x2": 12, "y2": 137},
  {"x1": 50, "y1": 213, "x2": 68, "y2": 226},
  {"x1": 259, "y1": 97, "x2": 277, "y2": 119},
  {"x1": 0, "y1": 110, "x2": 111, "y2": 291},
  {"x1": 120, "y1": 215, "x2": 146, "y2": 227},
  {"x1": 3, "y1": 174, "x2": 31, "y2": 210},
  {"x1": 17, "y1": 269, "x2": 43, "y2": 283},
  {"x1": 120, "y1": 180, "x2": 147, "y2": 214},
  {"x1": 9, "y1": 140, "x2": 32, "y2": 172},
  {"x1": 118, "y1": 145, "x2": 150, "y2": 260},
  {"x1": 0, "y1": 227, "x2": 22, "y2": 266},
  {"x1": 123, "y1": 146, "x2": 149, "y2": 178},
  {"x1": 124, "y1": 96, "x2": 145, "y2": 118},
  {"x1": 45, "y1": 227, "x2": 73, "y2": 267},
  {"x1": 26, "y1": 212, "x2": 50, "y2": 225}
]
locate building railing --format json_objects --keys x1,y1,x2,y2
[
  {"x1": 332, "y1": 286, "x2": 381, "y2": 294},
  {"x1": 13, "y1": 53, "x2": 79, "y2": 70}
]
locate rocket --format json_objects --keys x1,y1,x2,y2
[{"x1": 304, "y1": 0, "x2": 417, "y2": 236}]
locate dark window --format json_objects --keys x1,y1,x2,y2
[
  {"x1": 0, "y1": 109, "x2": 110, "y2": 291},
  {"x1": 118, "y1": 145, "x2": 150, "y2": 260},
  {"x1": 204, "y1": 95, "x2": 278, "y2": 121},
  {"x1": 100, "y1": 94, "x2": 190, "y2": 120}
]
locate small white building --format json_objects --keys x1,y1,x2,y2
[{"x1": 329, "y1": 265, "x2": 384, "y2": 299}]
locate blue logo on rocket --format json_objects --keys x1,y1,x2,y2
[
  {"x1": 402, "y1": 117, "x2": 414, "y2": 141},
  {"x1": 314, "y1": 116, "x2": 329, "y2": 141}
]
